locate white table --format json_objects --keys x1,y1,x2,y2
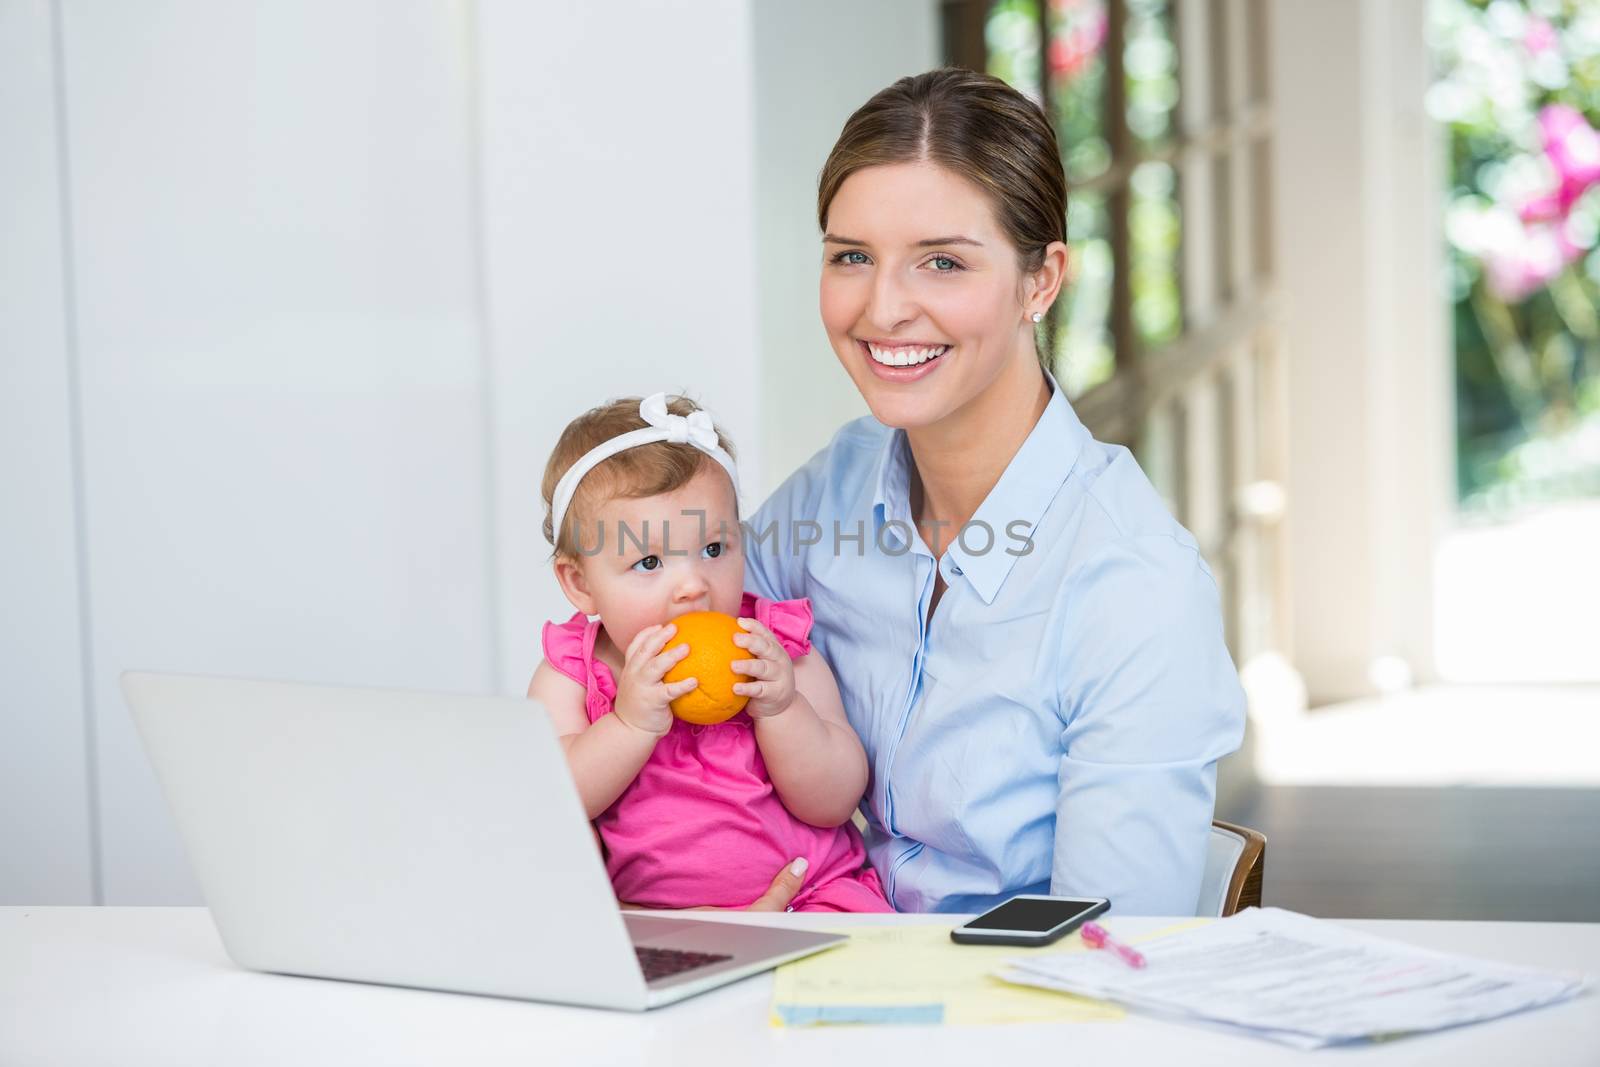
[{"x1": 3, "y1": 908, "x2": 1595, "y2": 1066}]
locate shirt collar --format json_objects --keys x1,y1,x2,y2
[{"x1": 870, "y1": 372, "x2": 1091, "y2": 604}]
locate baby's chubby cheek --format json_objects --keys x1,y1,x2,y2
[
  {"x1": 715, "y1": 572, "x2": 749, "y2": 617},
  {"x1": 602, "y1": 612, "x2": 662, "y2": 656}
]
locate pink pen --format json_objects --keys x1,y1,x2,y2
[{"x1": 1080, "y1": 921, "x2": 1147, "y2": 969}]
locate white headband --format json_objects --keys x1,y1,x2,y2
[{"x1": 549, "y1": 393, "x2": 740, "y2": 548}]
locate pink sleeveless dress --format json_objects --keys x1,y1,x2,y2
[{"x1": 541, "y1": 592, "x2": 890, "y2": 912}]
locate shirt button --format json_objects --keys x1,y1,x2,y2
[{"x1": 951, "y1": 564, "x2": 963, "y2": 577}]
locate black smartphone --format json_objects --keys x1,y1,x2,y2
[{"x1": 949, "y1": 894, "x2": 1110, "y2": 947}]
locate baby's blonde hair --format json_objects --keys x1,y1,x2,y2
[{"x1": 540, "y1": 394, "x2": 737, "y2": 559}]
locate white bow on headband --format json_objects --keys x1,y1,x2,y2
[
  {"x1": 549, "y1": 393, "x2": 741, "y2": 548},
  {"x1": 639, "y1": 393, "x2": 721, "y2": 450}
]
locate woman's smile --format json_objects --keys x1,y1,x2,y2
[{"x1": 857, "y1": 338, "x2": 951, "y2": 381}]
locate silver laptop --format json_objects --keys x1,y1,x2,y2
[{"x1": 121, "y1": 671, "x2": 844, "y2": 1010}]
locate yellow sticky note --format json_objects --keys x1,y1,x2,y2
[{"x1": 770, "y1": 924, "x2": 1124, "y2": 1027}]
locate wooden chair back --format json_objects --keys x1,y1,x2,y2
[{"x1": 1210, "y1": 819, "x2": 1266, "y2": 916}]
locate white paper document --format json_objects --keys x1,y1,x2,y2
[{"x1": 997, "y1": 908, "x2": 1588, "y2": 1049}]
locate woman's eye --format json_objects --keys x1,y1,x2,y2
[
  {"x1": 929, "y1": 255, "x2": 959, "y2": 271},
  {"x1": 703, "y1": 541, "x2": 724, "y2": 559},
  {"x1": 632, "y1": 555, "x2": 662, "y2": 573},
  {"x1": 833, "y1": 250, "x2": 870, "y2": 266}
]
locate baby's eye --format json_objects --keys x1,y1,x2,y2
[
  {"x1": 632, "y1": 555, "x2": 662, "y2": 573},
  {"x1": 703, "y1": 541, "x2": 724, "y2": 559}
]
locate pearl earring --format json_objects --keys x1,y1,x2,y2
[{"x1": 1031, "y1": 312, "x2": 1044, "y2": 324}]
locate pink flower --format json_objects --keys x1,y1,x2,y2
[
  {"x1": 1525, "y1": 17, "x2": 1558, "y2": 56},
  {"x1": 1540, "y1": 104, "x2": 1600, "y2": 207},
  {"x1": 1483, "y1": 225, "x2": 1567, "y2": 303},
  {"x1": 1048, "y1": 6, "x2": 1107, "y2": 80},
  {"x1": 1519, "y1": 106, "x2": 1600, "y2": 228},
  {"x1": 1518, "y1": 190, "x2": 1564, "y2": 225}
]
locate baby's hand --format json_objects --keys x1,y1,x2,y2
[
  {"x1": 731, "y1": 617, "x2": 796, "y2": 719},
  {"x1": 612, "y1": 622, "x2": 696, "y2": 737}
]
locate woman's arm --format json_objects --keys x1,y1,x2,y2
[{"x1": 1050, "y1": 535, "x2": 1247, "y2": 915}]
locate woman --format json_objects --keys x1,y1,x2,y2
[{"x1": 743, "y1": 68, "x2": 1245, "y2": 915}]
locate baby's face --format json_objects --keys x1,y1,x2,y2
[{"x1": 565, "y1": 465, "x2": 745, "y2": 653}]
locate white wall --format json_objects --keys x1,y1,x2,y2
[
  {"x1": 2, "y1": 0, "x2": 940, "y2": 904},
  {"x1": 477, "y1": 0, "x2": 768, "y2": 696},
  {"x1": 751, "y1": 1, "x2": 939, "y2": 493},
  {"x1": 479, "y1": 0, "x2": 938, "y2": 694},
  {"x1": 3, "y1": 0, "x2": 494, "y2": 905}
]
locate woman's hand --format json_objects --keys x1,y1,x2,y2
[
  {"x1": 722, "y1": 857, "x2": 808, "y2": 911},
  {"x1": 618, "y1": 858, "x2": 809, "y2": 912},
  {"x1": 731, "y1": 617, "x2": 797, "y2": 719},
  {"x1": 611, "y1": 622, "x2": 696, "y2": 737}
]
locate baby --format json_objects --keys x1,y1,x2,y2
[{"x1": 528, "y1": 393, "x2": 890, "y2": 912}]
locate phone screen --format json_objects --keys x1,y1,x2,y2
[{"x1": 963, "y1": 897, "x2": 1103, "y2": 932}]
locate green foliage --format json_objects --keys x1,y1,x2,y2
[{"x1": 1431, "y1": 0, "x2": 1600, "y2": 512}]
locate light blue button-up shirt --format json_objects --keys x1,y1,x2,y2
[{"x1": 744, "y1": 374, "x2": 1246, "y2": 915}]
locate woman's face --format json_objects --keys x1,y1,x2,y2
[{"x1": 819, "y1": 160, "x2": 1044, "y2": 431}]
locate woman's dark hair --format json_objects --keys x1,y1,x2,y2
[{"x1": 818, "y1": 68, "x2": 1068, "y2": 275}]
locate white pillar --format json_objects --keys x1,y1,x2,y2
[
  {"x1": 1272, "y1": 0, "x2": 1450, "y2": 704},
  {"x1": 0, "y1": 0, "x2": 97, "y2": 905}
]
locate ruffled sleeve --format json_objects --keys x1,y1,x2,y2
[
  {"x1": 540, "y1": 613, "x2": 590, "y2": 687},
  {"x1": 740, "y1": 592, "x2": 814, "y2": 660},
  {"x1": 540, "y1": 613, "x2": 619, "y2": 724}
]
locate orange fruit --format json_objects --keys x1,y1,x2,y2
[{"x1": 662, "y1": 610, "x2": 751, "y2": 725}]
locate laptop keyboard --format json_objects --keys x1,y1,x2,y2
[{"x1": 635, "y1": 946, "x2": 734, "y2": 983}]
